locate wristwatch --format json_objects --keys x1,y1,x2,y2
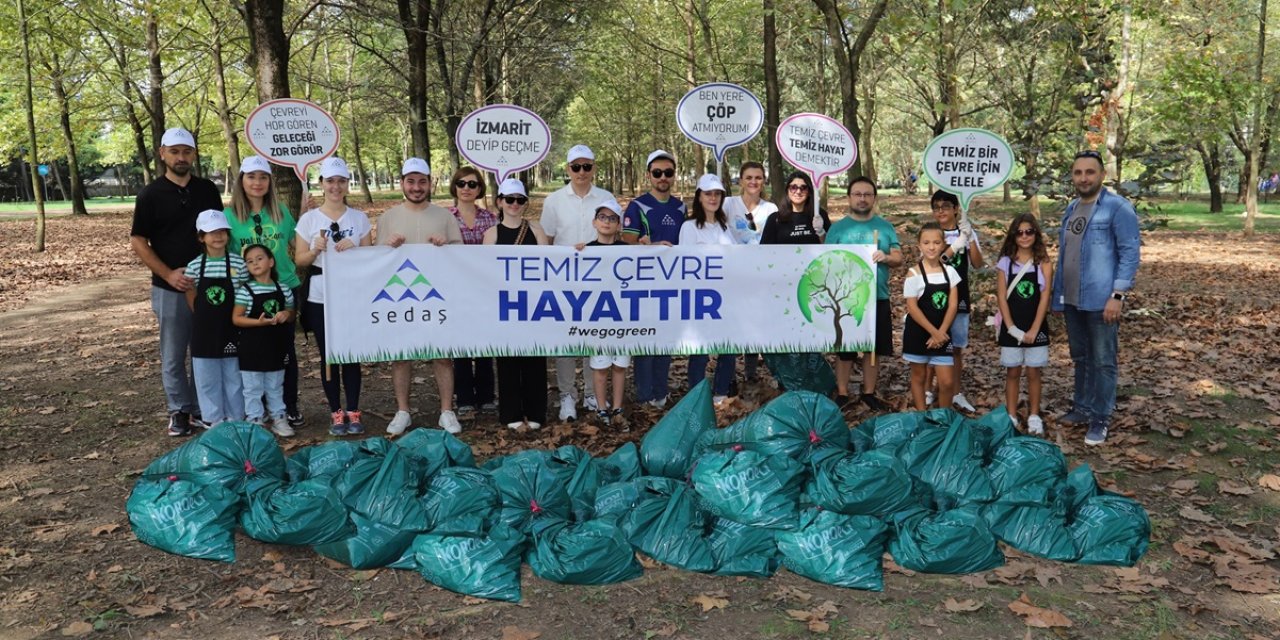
[{"x1": 1111, "y1": 292, "x2": 1127, "y2": 301}]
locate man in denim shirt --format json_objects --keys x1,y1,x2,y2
[{"x1": 1052, "y1": 150, "x2": 1141, "y2": 446}]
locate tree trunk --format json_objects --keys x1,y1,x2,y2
[
  {"x1": 242, "y1": 0, "x2": 304, "y2": 217},
  {"x1": 1024, "y1": 153, "x2": 1040, "y2": 217},
  {"x1": 18, "y1": 0, "x2": 45, "y2": 251},
  {"x1": 763, "y1": 0, "x2": 785, "y2": 201},
  {"x1": 211, "y1": 28, "x2": 241, "y2": 189},
  {"x1": 1104, "y1": 3, "x2": 1132, "y2": 185},
  {"x1": 1244, "y1": 0, "x2": 1268, "y2": 236},
  {"x1": 346, "y1": 48, "x2": 373, "y2": 204},
  {"x1": 398, "y1": 0, "x2": 432, "y2": 159},
  {"x1": 145, "y1": 11, "x2": 165, "y2": 150},
  {"x1": 811, "y1": 0, "x2": 889, "y2": 180},
  {"x1": 54, "y1": 73, "x2": 88, "y2": 215},
  {"x1": 860, "y1": 81, "x2": 877, "y2": 184},
  {"x1": 938, "y1": 0, "x2": 960, "y2": 128},
  {"x1": 1196, "y1": 141, "x2": 1223, "y2": 213}
]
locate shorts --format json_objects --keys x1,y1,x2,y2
[
  {"x1": 1000, "y1": 346, "x2": 1049, "y2": 368},
  {"x1": 589, "y1": 355, "x2": 631, "y2": 370},
  {"x1": 903, "y1": 353, "x2": 954, "y2": 366},
  {"x1": 839, "y1": 298, "x2": 893, "y2": 361},
  {"x1": 949, "y1": 313, "x2": 970, "y2": 348}
]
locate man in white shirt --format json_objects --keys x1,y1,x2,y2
[{"x1": 540, "y1": 144, "x2": 615, "y2": 421}]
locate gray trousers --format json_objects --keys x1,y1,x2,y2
[
  {"x1": 554, "y1": 357, "x2": 595, "y2": 405},
  {"x1": 150, "y1": 286, "x2": 197, "y2": 414}
]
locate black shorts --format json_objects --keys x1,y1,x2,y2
[{"x1": 838, "y1": 298, "x2": 893, "y2": 360}]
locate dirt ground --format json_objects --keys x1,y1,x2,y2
[{"x1": 0, "y1": 204, "x2": 1278, "y2": 640}]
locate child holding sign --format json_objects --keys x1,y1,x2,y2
[
  {"x1": 995, "y1": 214, "x2": 1052, "y2": 435},
  {"x1": 902, "y1": 222, "x2": 960, "y2": 410}
]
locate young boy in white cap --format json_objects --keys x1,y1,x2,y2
[
  {"x1": 184, "y1": 209, "x2": 248, "y2": 430},
  {"x1": 579, "y1": 198, "x2": 630, "y2": 428}
]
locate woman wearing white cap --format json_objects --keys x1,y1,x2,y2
[
  {"x1": 293, "y1": 157, "x2": 373, "y2": 436},
  {"x1": 483, "y1": 178, "x2": 549, "y2": 430},
  {"x1": 225, "y1": 156, "x2": 304, "y2": 435},
  {"x1": 679, "y1": 174, "x2": 738, "y2": 405}
]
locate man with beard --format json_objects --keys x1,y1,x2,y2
[
  {"x1": 824, "y1": 176, "x2": 902, "y2": 411},
  {"x1": 377, "y1": 157, "x2": 465, "y2": 435},
  {"x1": 130, "y1": 127, "x2": 225, "y2": 436},
  {"x1": 1052, "y1": 150, "x2": 1140, "y2": 446}
]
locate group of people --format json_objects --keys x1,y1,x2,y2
[{"x1": 130, "y1": 127, "x2": 1139, "y2": 447}]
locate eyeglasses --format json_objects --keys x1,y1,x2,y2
[
  {"x1": 1074, "y1": 150, "x2": 1103, "y2": 160},
  {"x1": 650, "y1": 168, "x2": 676, "y2": 179},
  {"x1": 570, "y1": 163, "x2": 594, "y2": 173},
  {"x1": 329, "y1": 221, "x2": 345, "y2": 242},
  {"x1": 1017, "y1": 228, "x2": 1037, "y2": 237},
  {"x1": 595, "y1": 213, "x2": 620, "y2": 222},
  {"x1": 787, "y1": 184, "x2": 809, "y2": 193},
  {"x1": 931, "y1": 203, "x2": 956, "y2": 211},
  {"x1": 252, "y1": 214, "x2": 264, "y2": 237},
  {"x1": 454, "y1": 179, "x2": 481, "y2": 190},
  {"x1": 502, "y1": 195, "x2": 528, "y2": 205},
  {"x1": 849, "y1": 191, "x2": 876, "y2": 198}
]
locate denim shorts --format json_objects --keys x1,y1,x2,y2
[
  {"x1": 1000, "y1": 346, "x2": 1049, "y2": 368},
  {"x1": 903, "y1": 353, "x2": 955, "y2": 366},
  {"x1": 949, "y1": 312, "x2": 970, "y2": 348}
]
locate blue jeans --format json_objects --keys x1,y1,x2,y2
[
  {"x1": 192, "y1": 357, "x2": 244, "y2": 425},
  {"x1": 1063, "y1": 305, "x2": 1119, "y2": 423},
  {"x1": 633, "y1": 355, "x2": 672, "y2": 403},
  {"x1": 242, "y1": 370, "x2": 286, "y2": 422},
  {"x1": 150, "y1": 287, "x2": 197, "y2": 414},
  {"x1": 688, "y1": 354, "x2": 736, "y2": 396}
]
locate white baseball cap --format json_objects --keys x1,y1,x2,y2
[
  {"x1": 320, "y1": 157, "x2": 350, "y2": 179},
  {"x1": 161, "y1": 127, "x2": 196, "y2": 148},
  {"x1": 566, "y1": 145, "x2": 595, "y2": 163},
  {"x1": 646, "y1": 149, "x2": 675, "y2": 168},
  {"x1": 595, "y1": 199, "x2": 622, "y2": 217},
  {"x1": 195, "y1": 209, "x2": 231, "y2": 233},
  {"x1": 240, "y1": 156, "x2": 271, "y2": 174},
  {"x1": 697, "y1": 174, "x2": 726, "y2": 193},
  {"x1": 497, "y1": 178, "x2": 527, "y2": 197},
  {"x1": 401, "y1": 157, "x2": 431, "y2": 177}
]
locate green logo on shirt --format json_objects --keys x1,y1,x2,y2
[
  {"x1": 205, "y1": 286, "x2": 226, "y2": 306},
  {"x1": 262, "y1": 299, "x2": 281, "y2": 316},
  {"x1": 1014, "y1": 280, "x2": 1035, "y2": 299},
  {"x1": 930, "y1": 291, "x2": 948, "y2": 310}
]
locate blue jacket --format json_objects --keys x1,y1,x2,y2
[{"x1": 1052, "y1": 187, "x2": 1141, "y2": 312}]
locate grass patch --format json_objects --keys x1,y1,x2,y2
[{"x1": 1143, "y1": 198, "x2": 1280, "y2": 233}]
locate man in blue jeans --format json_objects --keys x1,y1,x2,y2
[{"x1": 1052, "y1": 150, "x2": 1141, "y2": 446}]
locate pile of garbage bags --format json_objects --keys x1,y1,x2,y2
[{"x1": 128, "y1": 381, "x2": 1149, "y2": 602}]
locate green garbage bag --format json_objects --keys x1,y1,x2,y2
[
  {"x1": 601, "y1": 442, "x2": 641, "y2": 484},
  {"x1": 393, "y1": 428, "x2": 477, "y2": 482},
  {"x1": 621, "y1": 481, "x2": 716, "y2": 572},
  {"x1": 981, "y1": 477, "x2": 1080, "y2": 563},
  {"x1": 492, "y1": 452, "x2": 574, "y2": 533},
  {"x1": 330, "y1": 439, "x2": 427, "y2": 529},
  {"x1": 690, "y1": 448, "x2": 804, "y2": 529},
  {"x1": 127, "y1": 475, "x2": 240, "y2": 563},
  {"x1": 640, "y1": 379, "x2": 716, "y2": 479},
  {"x1": 804, "y1": 449, "x2": 924, "y2": 517},
  {"x1": 986, "y1": 436, "x2": 1067, "y2": 503},
  {"x1": 1067, "y1": 468, "x2": 1149, "y2": 567},
  {"x1": 776, "y1": 509, "x2": 888, "y2": 591},
  {"x1": 897, "y1": 416, "x2": 995, "y2": 505},
  {"x1": 707, "y1": 517, "x2": 779, "y2": 578},
  {"x1": 285, "y1": 440, "x2": 363, "y2": 481},
  {"x1": 421, "y1": 467, "x2": 499, "y2": 535},
  {"x1": 412, "y1": 523, "x2": 527, "y2": 602},
  {"x1": 143, "y1": 421, "x2": 286, "y2": 496},
  {"x1": 761, "y1": 353, "x2": 835, "y2": 395},
  {"x1": 239, "y1": 477, "x2": 354, "y2": 546},
  {"x1": 696, "y1": 391, "x2": 850, "y2": 462},
  {"x1": 526, "y1": 517, "x2": 643, "y2": 585},
  {"x1": 889, "y1": 505, "x2": 1004, "y2": 574},
  {"x1": 969, "y1": 406, "x2": 1015, "y2": 460},
  {"x1": 314, "y1": 511, "x2": 423, "y2": 569},
  {"x1": 550, "y1": 445, "x2": 605, "y2": 521},
  {"x1": 594, "y1": 476, "x2": 681, "y2": 519},
  {"x1": 851, "y1": 411, "x2": 930, "y2": 452}
]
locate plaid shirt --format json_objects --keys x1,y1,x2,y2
[{"x1": 449, "y1": 206, "x2": 498, "y2": 246}]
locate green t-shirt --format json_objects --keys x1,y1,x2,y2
[
  {"x1": 225, "y1": 205, "x2": 301, "y2": 289},
  {"x1": 825, "y1": 215, "x2": 900, "y2": 300}
]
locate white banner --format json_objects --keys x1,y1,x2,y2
[{"x1": 321, "y1": 245, "x2": 877, "y2": 363}]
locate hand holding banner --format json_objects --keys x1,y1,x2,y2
[
  {"x1": 676, "y1": 83, "x2": 765, "y2": 165},
  {"x1": 456, "y1": 104, "x2": 552, "y2": 183},
  {"x1": 921, "y1": 128, "x2": 1014, "y2": 213},
  {"x1": 245, "y1": 99, "x2": 340, "y2": 181},
  {"x1": 776, "y1": 113, "x2": 858, "y2": 237}
]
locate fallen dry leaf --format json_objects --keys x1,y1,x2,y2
[
  {"x1": 124, "y1": 605, "x2": 164, "y2": 618},
  {"x1": 1178, "y1": 506, "x2": 1215, "y2": 523},
  {"x1": 500, "y1": 626, "x2": 542, "y2": 640},
  {"x1": 786, "y1": 600, "x2": 839, "y2": 632},
  {"x1": 1007, "y1": 593, "x2": 1073, "y2": 628},
  {"x1": 647, "y1": 622, "x2": 678, "y2": 637},
  {"x1": 943, "y1": 597, "x2": 984, "y2": 613},
  {"x1": 1258, "y1": 474, "x2": 1280, "y2": 491},
  {"x1": 690, "y1": 593, "x2": 729, "y2": 612},
  {"x1": 91, "y1": 523, "x2": 121, "y2": 536},
  {"x1": 60, "y1": 621, "x2": 93, "y2": 637},
  {"x1": 1217, "y1": 480, "x2": 1255, "y2": 496}
]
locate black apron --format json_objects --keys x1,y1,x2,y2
[
  {"x1": 943, "y1": 227, "x2": 971, "y2": 313},
  {"x1": 191, "y1": 254, "x2": 238, "y2": 359},
  {"x1": 238, "y1": 281, "x2": 290, "y2": 371},
  {"x1": 903, "y1": 261, "x2": 953, "y2": 357},
  {"x1": 998, "y1": 260, "x2": 1051, "y2": 348}
]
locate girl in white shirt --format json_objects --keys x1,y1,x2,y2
[{"x1": 680, "y1": 174, "x2": 738, "y2": 404}]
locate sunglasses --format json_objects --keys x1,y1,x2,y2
[
  {"x1": 454, "y1": 179, "x2": 481, "y2": 190},
  {"x1": 1017, "y1": 228, "x2": 1038, "y2": 237},
  {"x1": 1075, "y1": 150, "x2": 1103, "y2": 160},
  {"x1": 787, "y1": 184, "x2": 809, "y2": 193},
  {"x1": 650, "y1": 168, "x2": 676, "y2": 179},
  {"x1": 502, "y1": 195, "x2": 528, "y2": 205},
  {"x1": 570, "y1": 163, "x2": 594, "y2": 173},
  {"x1": 329, "y1": 221, "x2": 346, "y2": 242},
  {"x1": 252, "y1": 213, "x2": 264, "y2": 237},
  {"x1": 595, "y1": 213, "x2": 620, "y2": 222}
]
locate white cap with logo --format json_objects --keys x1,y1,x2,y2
[
  {"x1": 240, "y1": 156, "x2": 272, "y2": 174},
  {"x1": 497, "y1": 178, "x2": 527, "y2": 197},
  {"x1": 401, "y1": 157, "x2": 431, "y2": 177},
  {"x1": 595, "y1": 199, "x2": 622, "y2": 216},
  {"x1": 161, "y1": 128, "x2": 196, "y2": 148},
  {"x1": 320, "y1": 157, "x2": 350, "y2": 179},
  {"x1": 566, "y1": 145, "x2": 595, "y2": 163},
  {"x1": 696, "y1": 174, "x2": 726, "y2": 193},
  {"x1": 195, "y1": 209, "x2": 231, "y2": 233}
]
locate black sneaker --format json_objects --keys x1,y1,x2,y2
[
  {"x1": 167, "y1": 411, "x2": 193, "y2": 437},
  {"x1": 1059, "y1": 409, "x2": 1091, "y2": 426},
  {"x1": 189, "y1": 415, "x2": 211, "y2": 430},
  {"x1": 286, "y1": 411, "x2": 305, "y2": 428},
  {"x1": 1084, "y1": 421, "x2": 1109, "y2": 446},
  {"x1": 861, "y1": 394, "x2": 889, "y2": 412},
  {"x1": 833, "y1": 394, "x2": 851, "y2": 408},
  {"x1": 596, "y1": 409, "x2": 612, "y2": 427}
]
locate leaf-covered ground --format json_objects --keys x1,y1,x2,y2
[{"x1": 0, "y1": 201, "x2": 1277, "y2": 639}]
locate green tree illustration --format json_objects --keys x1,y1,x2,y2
[{"x1": 797, "y1": 250, "x2": 874, "y2": 349}]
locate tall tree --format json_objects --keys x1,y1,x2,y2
[
  {"x1": 18, "y1": 0, "x2": 46, "y2": 250},
  {"x1": 810, "y1": 0, "x2": 889, "y2": 178},
  {"x1": 241, "y1": 0, "x2": 305, "y2": 216},
  {"x1": 763, "y1": 0, "x2": 785, "y2": 199}
]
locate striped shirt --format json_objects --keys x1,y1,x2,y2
[
  {"x1": 184, "y1": 253, "x2": 248, "y2": 288},
  {"x1": 235, "y1": 281, "x2": 295, "y2": 310}
]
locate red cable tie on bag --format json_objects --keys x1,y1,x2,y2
[
  {"x1": 167, "y1": 475, "x2": 178, "y2": 482},
  {"x1": 244, "y1": 460, "x2": 256, "y2": 474},
  {"x1": 809, "y1": 429, "x2": 821, "y2": 444},
  {"x1": 732, "y1": 444, "x2": 744, "y2": 452},
  {"x1": 529, "y1": 499, "x2": 541, "y2": 514}
]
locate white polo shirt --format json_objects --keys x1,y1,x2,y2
[{"x1": 539, "y1": 183, "x2": 615, "y2": 247}]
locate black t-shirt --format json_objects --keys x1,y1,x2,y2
[
  {"x1": 130, "y1": 175, "x2": 223, "y2": 290},
  {"x1": 586, "y1": 239, "x2": 622, "y2": 247},
  {"x1": 759, "y1": 208, "x2": 831, "y2": 245}
]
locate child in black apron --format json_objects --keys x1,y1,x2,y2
[
  {"x1": 233, "y1": 244, "x2": 296, "y2": 437},
  {"x1": 183, "y1": 210, "x2": 248, "y2": 429},
  {"x1": 995, "y1": 214, "x2": 1053, "y2": 435},
  {"x1": 903, "y1": 222, "x2": 961, "y2": 411}
]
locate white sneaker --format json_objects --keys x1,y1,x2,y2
[
  {"x1": 438, "y1": 410, "x2": 462, "y2": 434},
  {"x1": 558, "y1": 393, "x2": 577, "y2": 421},
  {"x1": 648, "y1": 396, "x2": 668, "y2": 410},
  {"x1": 270, "y1": 419, "x2": 295, "y2": 437},
  {"x1": 507, "y1": 421, "x2": 525, "y2": 430},
  {"x1": 925, "y1": 390, "x2": 935, "y2": 406},
  {"x1": 713, "y1": 395, "x2": 728, "y2": 407},
  {"x1": 1027, "y1": 415, "x2": 1044, "y2": 436},
  {"x1": 952, "y1": 393, "x2": 976, "y2": 412},
  {"x1": 584, "y1": 395, "x2": 599, "y2": 412},
  {"x1": 526, "y1": 421, "x2": 541, "y2": 430},
  {"x1": 387, "y1": 410, "x2": 412, "y2": 436}
]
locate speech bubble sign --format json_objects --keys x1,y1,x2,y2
[
  {"x1": 244, "y1": 99, "x2": 340, "y2": 182},
  {"x1": 921, "y1": 128, "x2": 1015, "y2": 212},
  {"x1": 776, "y1": 113, "x2": 858, "y2": 187},
  {"x1": 676, "y1": 82, "x2": 765, "y2": 164},
  {"x1": 455, "y1": 104, "x2": 552, "y2": 183}
]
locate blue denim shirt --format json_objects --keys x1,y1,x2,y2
[{"x1": 1052, "y1": 188, "x2": 1141, "y2": 312}]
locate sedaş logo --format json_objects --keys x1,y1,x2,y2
[
  {"x1": 369, "y1": 258, "x2": 448, "y2": 325},
  {"x1": 373, "y1": 259, "x2": 444, "y2": 303}
]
